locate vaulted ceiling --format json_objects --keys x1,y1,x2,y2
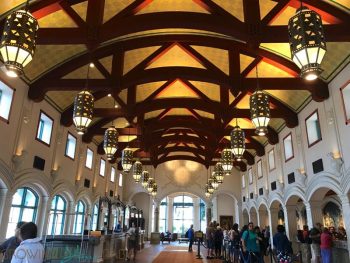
[{"x1": 2, "y1": 0, "x2": 350, "y2": 171}]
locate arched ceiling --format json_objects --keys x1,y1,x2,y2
[{"x1": 2, "y1": 0, "x2": 350, "y2": 170}]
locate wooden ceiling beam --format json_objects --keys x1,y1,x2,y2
[{"x1": 86, "y1": 0, "x2": 105, "y2": 50}]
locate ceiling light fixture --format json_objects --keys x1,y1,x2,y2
[
  {"x1": 231, "y1": 119, "x2": 245, "y2": 161},
  {"x1": 121, "y1": 126, "x2": 133, "y2": 172},
  {"x1": 288, "y1": 2, "x2": 326, "y2": 81},
  {"x1": 0, "y1": 0, "x2": 38, "y2": 77},
  {"x1": 132, "y1": 161, "x2": 142, "y2": 183},
  {"x1": 221, "y1": 148, "x2": 233, "y2": 175},
  {"x1": 141, "y1": 170, "x2": 150, "y2": 188},
  {"x1": 214, "y1": 162, "x2": 224, "y2": 184},
  {"x1": 103, "y1": 126, "x2": 118, "y2": 160}
]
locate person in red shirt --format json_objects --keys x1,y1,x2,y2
[{"x1": 320, "y1": 227, "x2": 332, "y2": 263}]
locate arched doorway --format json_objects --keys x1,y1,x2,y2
[
  {"x1": 269, "y1": 199, "x2": 284, "y2": 236},
  {"x1": 243, "y1": 209, "x2": 249, "y2": 225},
  {"x1": 258, "y1": 203, "x2": 269, "y2": 229},
  {"x1": 249, "y1": 207, "x2": 258, "y2": 225}
]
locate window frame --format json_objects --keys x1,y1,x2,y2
[
  {"x1": 118, "y1": 173, "x2": 123, "y2": 187},
  {"x1": 110, "y1": 167, "x2": 116, "y2": 183},
  {"x1": 48, "y1": 195, "x2": 66, "y2": 235},
  {"x1": 73, "y1": 200, "x2": 85, "y2": 234},
  {"x1": 242, "y1": 174, "x2": 246, "y2": 188},
  {"x1": 305, "y1": 109, "x2": 322, "y2": 148},
  {"x1": 283, "y1": 133, "x2": 294, "y2": 162},
  {"x1": 257, "y1": 159, "x2": 263, "y2": 179},
  {"x1": 248, "y1": 168, "x2": 253, "y2": 185},
  {"x1": 340, "y1": 80, "x2": 350, "y2": 125},
  {"x1": 268, "y1": 148, "x2": 276, "y2": 171},
  {"x1": 85, "y1": 147, "x2": 94, "y2": 170},
  {"x1": 64, "y1": 132, "x2": 77, "y2": 160},
  {"x1": 0, "y1": 77, "x2": 15, "y2": 124},
  {"x1": 90, "y1": 204, "x2": 99, "y2": 231},
  {"x1": 99, "y1": 158, "x2": 106, "y2": 177},
  {"x1": 35, "y1": 110, "x2": 54, "y2": 147}
]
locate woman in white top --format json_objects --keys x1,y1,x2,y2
[{"x1": 11, "y1": 222, "x2": 44, "y2": 263}]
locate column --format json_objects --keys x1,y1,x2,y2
[
  {"x1": 284, "y1": 205, "x2": 298, "y2": 241},
  {"x1": 258, "y1": 208, "x2": 268, "y2": 228},
  {"x1": 66, "y1": 201, "x2": 75, "y2": 234},
  {"x1": 167, "y1": 197, "x2": 173, "y2": 232},
  {"x1": 193, "y1": 197, "x2": 200, "y2": 231},
  {"x1": 340, "y1": 195, "x2": 350, "y2": 253},
  {"x1": 0, "y1": 189, "x2": 14, "y2": 241},
  {"x1": 212, "y1": 197, "x2": 218, "y2": 221},
  {"x1": 268, "y1": 208, "x2": 279, "y2": 248},
  {"x1": 206, "y1": 202, "x2": 212, "y2": 226},
  {"x1": 154, "y1": 205, "x2": 159, "y2": 232},
  {"x1": 235, "y1": 201, "x2": 242, "y2": 225},
  {"x1": 37, "y1": 196, "x2": 50, "y2": 236},
  {"x1": 305, "y1": 201, "x2": 323, "y2": 228}
]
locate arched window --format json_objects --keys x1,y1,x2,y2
[
  {"x1": 200, "y1": 199, "x2": 206, "y2": 231},
  {"x1": 47, "y1": 195, "x2": 66, "y2": 235},
  {"x1": 159, "y1": 198, "x2": 167, "y2": 232},
  {"x1": 173, "y1": 195, "x2": 193, "y2": 234},
  {"x1": 6, "y1": 187, "x2": 38, "y2": 238},
  {"x1": 73, "y1": 200, "x2": 85, "y2": 234},
  {"x1": 90, "y1": 204, "x2": 98, "y2": 230}
]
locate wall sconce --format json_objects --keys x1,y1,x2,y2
[
  {"x1": 50, "y1": 166, "x2": 60, "y2": 179},
  {"x1": 328, "y1": 151, "x2": 344, "y2": 173},
  {"x1": 12, "y1": 150, "x2": 28, "y2": 169}
]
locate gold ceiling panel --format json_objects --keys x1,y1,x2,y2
[
  {"x1": 124, "y1": 46, "x2": 161, "y2": 75},
  {"x1": 186, "y1": 143, "x2": 197, "y2": 148},
  {"x1": 167, "y1": 152, "x2": 196, "y2": 157},
  {"x1": 63, "y1": 64, "x2": 105, "y2": 79},
  {"x1": 90, "y1": 117, "x2": 102, "y2": 127},
  {"x1": 211, "y1": 0, "x2": 244, "y2": 21},
  {"x1": 259, "y1": 0, "x2": 278, "y2": 20},
  {"x1": 38, "y1": 9, "x2": 78, "y2": 28},
  {"x1": 0, "y1": 1, "x2": 24, "y2": 17},
  {"x1": 265, "y1": 90, "x2": 310, "y2": 112},
  {"x1": 146, "y1": 45, "x2": 206, "y2": 69},
  {"x1": 229, "y1": 90, "x2": 235, "y2": 104},
  {"x1": 103, "y1": 0, "x2": 135, "y2": 23},
  {"x1": 94, "y1": 135, "x2": 104, "y2": 144},
  {"x1": 240, "y1": 54, "x2": 256, "y2": 73},
  {"x1": 136, "y1": 0, "x2": 209, "y2": 14},
  {"x1": 145, "y1": 110, "x2": 164, "y2": 119},
  {"x1": 164, "y1": 108, "x2": 192, "y2": 116},
  {"x1": 162, "y1": 133, "x2": 176, "y2": 137},
  {"x1": 156, "y1": 80, "x2": 200, "y2": 99},
  {"x1": 246, "y1": 60, "x2": 294, "y2": 78},
  {"x1": 189, "y1": 81, "x2": 220, "y2": 102},
  {"x1": 46, "y1": 91, "x2": 77, "y2": 111},
  {"x1": 193, "y1": 110, "x2": 214, "y2": 119},
  {"x1": 246, "y1": 149, "x2": 256, "y2": 156},
  {"x1": 235, "y1": 94, "x2": 250, "y2": 109},
  {"x1": 268, "y1": 118, "x2": 285, "y2": 131},
  {"x1": 260, "y1": 43, "x2": 291, "y2": 60},
  {"x1": 128, "y1": 148, "x2": 140, "y2": 152},
  {"x1": 320, "y1": 42, "x2": 350, "y2": 80},
  {"x1": 184, "y1": 133, "x2": 199, "y2": 138},
  {"x1": 102, "y1": 118, "x2": 129, "y2": 128},
  {"x1": 99, "y1": 56, "x2": 113, "y2": 74},
  {"x1": 333, "y1": 0, "x2": 350, "y2": 9},
  {"x1": 119, "y1": 89, "x2": 128, "y2": 104},
  {"x1": 118, "y1": 135, "x2": 137, "y2": 142},
  {"x1": 24, "y1": 45, "x2": 86, "y2": 80},
  {"x1": 191, "y1": 46, "x2": 229, "y2": 75},
  {"x1": 71, "y1": 1, "x2": 88, "y2": 21},
  {"x1": 136, "y1": 81, "x2": 167, "y2": 102},
  {"x1": 252, "y1": 135, "x2": 268, "y2": 146},
  {"x1": 165, "y1": 143, "x2": 177, "y2": 148},
  {"x1": 227, "y1": 118, "x2": 255, "y2": 129},
  {"x1": 94, "y1": 96, "x2": 117, "y2": 109}
]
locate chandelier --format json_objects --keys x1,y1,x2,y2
[
  {"x1": 132, "y1": 161, "x2": 142, "y2": 183},
  {"x1": 208, "y1": 178, "x2": 214, "y2": 194},
  {"x1": 147, "y1": 178, "x2": 154, "y2": 193},
  {"x1": 250, "y1": 67, "x2": 270, "y2": 136},
  {"x1": 121, "y1": 148, "x2": 133, "y2": 173},
  {"x1": 221, "y1": 149, "x2": 233, "y2": 175},
  {"x1": 0, "y1": 1, "x2": 38, "y2": 77},
  {"x1": 214, "y1": 162, "x2": 224, "y2": 184},
  {"x1": 211, "y1": 173, "x2": 219, "y2": 190},
  {"x1": 151, "y1": 183, "x2": 157, "y2": 197},
  {"x1": 141, "y1": 170, "x2": 149, "y2": 188},
  {"x1": 288, "y1": 5, "x2": 326, "y2": 81},
  {"x1": 231, "y1": 122, "x2": 245, "y2": 161},
  {"x1": 205, "y1": 184, "x2": 211, "y2": 198},
  {"x1": 103, "y1": 126, "x2": 118, "y2": 160}
]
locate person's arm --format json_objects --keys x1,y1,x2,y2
[
  {"x1": 0, "y1": 238, "x2": 11, "y2": 253},
  {"x1": 241, "y1": 231, "x2": 247, "y2": 252}
]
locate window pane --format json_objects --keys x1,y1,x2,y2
[
  {"x1": 24, "y1": 189, "x2": 37, "y2": 207},
  {"x1": 111, "y1": 167, "x2": 115, "y2": 182},
  {"x1": 22, "y1": 208, "x2": 35, "y2": 221},
  {"x1": 100, "y1": 159, "x2": 106, "y2": 176},
  {"x1": 47, "y1": 214, "x2": 54, "y2": 235},
  {"x1": 183, "y1": 196, "x2": 192, "y2": 203},
  {"x1": 257, "y1": 160, "x2": 263, "y2": 178},
  {"x1": 268, "y1": 149, "x2": 275, "y2": 170},
  {"x1": 56, "y1": 196, "x2": 66, "y2": 211},
  {"x1": 306, "y1": 111, "x2": 322, "y2": 146},
  {"x1": 85, "y1": 148, "x2": 93, "y2": 169},
  {"x1": 36, "y1": 112, "x2": 53, "y2": 145},
  {"x1": 0, "y1": 80, "x2": 14, "y2": 120},
  {"x1": 118, "y1": 174, "x2": 123, "y2": 187},
  {"x1": 65, "y1": 133, "x2": 76, "y2": 159},
  {"x1": 284, "y1": 134, "x2": 294, "y2": 161},
  {"x1": 12, "y1": 189, "x2": 24, "y2": 205}
]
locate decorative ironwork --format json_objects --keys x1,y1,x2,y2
[
  {"x1": 132, "y1": 161, "x2": 142, "y2": 183},
  {"x1": 151, "y1": 183, "x2": 157, "y2": 197},
  {"x1": 221, "y1": 149, "x2": 233, "y2": 175},
  {"x1": 147, "y1": 178, "x2": 154, "y2": 193},
  {"x1": 250, "y1": 90, "x2": 270, "y2": 136},
  {"x1": 141, "y1": 171, "x2": 150, "y2": 188},
  {"x1": 103, "y1": 127, "x2": 118, "y2": 160},
  {"x1": 231, "y1": 125, "x2": 245, "y2": 161},
  {"x1": 121, "y1": 148, "x2": 133, "y2": 173},
  {"x1": 288, "y1": 6, "x2": 326, "y2": 81},
  {"x1": 214, "y1": 162, "x2": 224, "y2": 184},
  {"x1": 73, "y1": 91, "x2": 94, "y2": 135}
]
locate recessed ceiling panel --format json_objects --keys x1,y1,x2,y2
[
  {"x1": 46, "y1": 91, "x2": 77, "y2": 111},
  {"x1": 265, "y1": 90, "x2": 310, "y2": 112},
  {"x1": 259, "y1": 0, "x2": 278, "y2": 20},
  {"x1": 136, "y1": 81, "x2": 167, "y2": 102},
  {"x1": 38, "y1": 9, "x2": 78, "y2": 28},
  {"x1": 156, "y1": 80, "x2": 200, "y2": 99},
  {"x1": 136, "y1": 0, "x2": 209, "y2": 14},
  {"x1": 191, "y1": 46, "x2": 229, "y2": 75},
  {"x1": 189, "y1": 81, "x2": 220, "y2": 102},
  {"x1": 103, "y1": 0, "x2": 135, "y2": 23},
  {"x1": 145, "y1": 110, "x2": 164, "y2": 119},
  {"x1": 240, "y1": 54, "x2": 256, "y2": 73},
  {"x1": 246, "y1": 60, "x2": 294, "y2": 78},
  {"x1": 99, "y1": 56, "x2": 113, "y2": 74},
  {"x1": 71, "y1": 1, "x2": 88, "y2": 21},
  {"x1": 211, "y1": 0, "x2": 244, "y2": 21},
  {"x1": 63, "y1": 64, "x2": 105, "y2": 79},
  {"x1": 124, "y1": 46, "x2": 161, "y2": 75}
]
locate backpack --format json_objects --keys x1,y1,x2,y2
[{"x1": 185, "y1": 230, "x2": 189, "y2": 238}]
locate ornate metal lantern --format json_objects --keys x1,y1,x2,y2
[
  {"x1": 132, "y1": 161, "x2": 142, "y2": 183},
  {"x1": 211, "y1": 174, "x2": 219, "y2": 190},
  {"x1": 205, "y1": 184, "x2": 211, "y2": 198},
  {"x1": 0, "y1": 7, "x2": 39, "y2": 77},
  {"x1": 250, "y1": 90, "x2": 270, "y2": 136},
  {"x1": 221, "y1": 149, "x2": 233, "y2": 175},
  {"x1": 207, "y1": 179, "x2": 214, "y2": 194},
  {"x1": 73, "y1": 91, "x2": 94, "y2": 135},
  {"x1": 103, "y1": 127, "x2": 118, "y2": 160},
  {"x1": 214, "y1": 162, "x2": 224, "y2": 184},
  {"x1": 121, "y1": 148, "x2": 133, "y2": 173},
  {"x1": 151, "y1": 183, "x2": 157, "y2": 197},
  {"x1": 288, "y1": 6, "x2": 326, "y2": 81},
  {"x1": 141, "y1": 170, "x2": 150, "y2": 188},
  {"x1": 147, "y1": 178, "x2": 154, "y2": 193},
  {"x1": 231, "y1": 125, "x2": 245, "y2": 161}
]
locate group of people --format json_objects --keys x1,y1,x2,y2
[{"x1": 0, "y1": 222, "x2": 44, "y2": 263}]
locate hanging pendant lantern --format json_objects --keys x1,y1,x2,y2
[
  {"x1": 221, "y1": 149, "x2": 233, "y2": 175},
  {"x1": 214, "y1": 162, "x2": 224, "y2": 184},
  {"x1": 103, "y1": 127, "x2": 118, "y2": 160},
  {"x1": 121, "y1": 148, "x2": 133, "y2": 173},
  {"x1": 288, "y1": 6, "x2": 326, "y2": 81},
  {"x1": 132, "y1": 161, "x2": 142, "y2": 183},
  {"x1": 141, "y1": 170, "x2": 150, "y2": 188},
  {"x1": 147, "y1": 178, "x2": 154, "y2": 193},
  {"x1": 205, "y1": 184, "x2": 211, "y2": 198},
  {"x1": 211, "y1": 174, "x2": 219, "y2": 190},
  {"x1": 250, "y1": 90, "x2": 270, "y2": 136},
  {"x1": 151, "y1": 183, "x2": 157, "y2": 197},
  {"x1": 231, "y1": 125, "x2": 245, "y2": 161},
  {"x1": 73, "y1": 91, "x2": 94, "y2": 135},
  {"x1": 0, "y1": 6, "x2": 39, "y2": 77},
  {"x1": 208, "y1": 179, "x2": 214, "y2": 194}
]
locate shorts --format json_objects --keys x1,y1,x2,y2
[
  {"x1": 207, "y1": 239, "x2": 213, "y2": 249},
  {"x1": 128, "y1": 239, "x2": 137, "y2": 249}
]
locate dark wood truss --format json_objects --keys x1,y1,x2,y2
[{"x1": 6, "y1": 0, "x2": 349, "y2": 169}]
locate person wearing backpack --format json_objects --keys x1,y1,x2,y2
[
  {"x1": 229, "y1": 223, "x2": 240, "y2": 263},
  {"x1": 241, "y1": 222, "x2": 261, "y2": 263},
  {"x1": 186, "y1": 225, "x2": 195, "y2": 252}
]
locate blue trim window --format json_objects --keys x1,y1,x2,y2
[
  {"x1": 90, "y1": 204, "x2": 99, "y2": 230},
  {"x1": 36, "y1": 111, "x2": 53, "y2": 145},
  {"x1": 73, "y1": 200, "x2": 85, "y2": 234},
  {"x1": 48, "y1": 195, "x2": 66, "y2": 235},
  {"x1": 6, "y1": 187, "x2": 38, "y2": 238}
]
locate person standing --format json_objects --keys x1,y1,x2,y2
[
  {"x1": 320, "y1": 228, "x2": 332, "y2": 263},
  {"x1": 186, "y1": 225, "x2": 195, "y2": 252},
  {"x1": 126, "y1": 223, "x2": 137, "y2": 261},
  {"x1": 229, "y1": 224, "x2": 240, "y2": 263},
  {"x1": 11, "y1": 222, "x2": 44, "y2": 263},
  {"x1": 273, "y1": 225, "x2": 293, "y2": 263},
  {"x1": 241, "y1": 222, "x2": 260, "y2": 263},
  {"x1": 214, "y1": 226, "x2": 223, "y2": 259},
  {"x1": 0, "y1": 222, "x2": 26, "y2": 263},
  {"x1": 206, "y1": 222, "x2": 215, "y2": 259},
  {"x1": 310, "y1": 223, "x2": 322, "y2": 263}
]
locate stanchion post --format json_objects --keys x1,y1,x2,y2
[{"x1": 196, "y1": 237, "x2": 202, "y2": 259}]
